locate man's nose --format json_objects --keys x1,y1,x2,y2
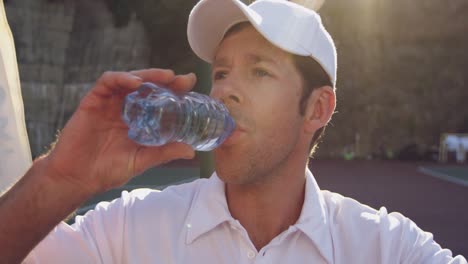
[{"x1": 211, "y1": 83, "x2": 243, "y2": 106}]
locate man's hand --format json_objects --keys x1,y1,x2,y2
[
  {"x1": 44, "y1": 69, "x2": 197, "y2": 197},
  {"x1": 0, "y1": 69, "x2": 197, "y2": 263}
]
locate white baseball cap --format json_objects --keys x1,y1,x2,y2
[{"x1": 187, "y1": 0, "x2": 337, "y2": 86}]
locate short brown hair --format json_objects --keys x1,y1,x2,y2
[{"x1": 292, "y1": 55, "x2": 333, "y2": 156}]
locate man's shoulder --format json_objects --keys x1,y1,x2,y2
[
  {"x1": 318, "y1": 190, "x2": 463, "y2": 263},
  {"x1": 122, "y1": 177, "x2": 209, "y2": 213},
  {"x1": 75, "y1": 178, "x2": 209, "y2": 227},
  {"x1": 320, "y1": 190, "x2": 409, "y2": 232}
]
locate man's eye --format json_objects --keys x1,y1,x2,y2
[
  {"x1": 213, "y1": 71, "x2": 227, "y2": 80},
  {"x1": 254, "y1": 69, "x2": 270, "y2": 77}
]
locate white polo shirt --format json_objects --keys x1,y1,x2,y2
[{"x1": 25, "y1": 170, "x2": 466, "y2": 263}]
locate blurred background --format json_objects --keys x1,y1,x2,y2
[
  {"x1": 4, "y1": 0, "x2": 468, "y2": 160},
  {"x1": 3, "y1": 0, "x2": 468, "y2": 256}
]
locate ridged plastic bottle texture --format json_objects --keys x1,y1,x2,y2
[{"x1": 122, "y1": 82, "x2": 235, "y2": 151}]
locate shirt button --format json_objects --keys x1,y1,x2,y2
[{"x1": 247, "y1": 250, "x2": 256, "y2": 259}]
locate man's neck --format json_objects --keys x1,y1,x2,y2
[{"x1": 225, "y1": 166, "x2": 307, "y2": 251}]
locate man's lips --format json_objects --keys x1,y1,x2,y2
[
  {"x1": 234, "y1": 124, "x2": 247, "y2": 133},
  {"x1": 222, "y1": 126, "x2": 246, "y2": 146}
]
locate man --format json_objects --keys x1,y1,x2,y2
[{"x1": 0, "y1": 0, "x2": 466, "y2": 263}]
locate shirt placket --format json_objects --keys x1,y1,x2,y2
[{"x1": 230, "y1": 220, "x2": 298, "y2": 264}]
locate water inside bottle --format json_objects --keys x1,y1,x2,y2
[{"x1": 122, "y1": 83, "x2": 235, "y2": 151}]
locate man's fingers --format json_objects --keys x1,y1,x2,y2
[
  {"x1": 131, "y1": 70, "x2": 197, "y2": 93},
  {"x1": 134, "y1": 143, "x2": 195, "y2": 175},
  {"x1": 94, "y1": 71, "x2": 143, "y2": 97},
  {"x1": 168, "y1": 73, "x2": 197, "y2": 93},
  {"x1": 94, "y1": 69, "x2": 196, "y2": 98},
  {"x1": 130, "y1": 68, "x2": 176, "y2": 85},
  {"x1": 91, "y1": 69, "x2": 196, "y2": 98}
]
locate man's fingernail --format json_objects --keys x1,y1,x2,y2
[{"x1": 184, "y1": 152, "x2": 195, "y2": 159}]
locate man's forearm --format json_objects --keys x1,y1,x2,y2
[{"x1": 0, "y1": 157, "x2": 93, "y2": 263}]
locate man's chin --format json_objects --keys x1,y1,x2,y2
[
  {"x1": 214, "y1": 162, "x2": 245, "y2": 184},
  {"x1": 213, "y1": 146, "x2": 254, "y2": 184},
  {"x1": 213, "y1": 145, "x2": 237, "y2": 161}
]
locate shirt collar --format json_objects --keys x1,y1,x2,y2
[
  {"x1": 295, "y1": 168, "x2": 334, "y2": 263},
  {"x1": 185, "y1": 169, "x2": 334, "y2": 263},
  {"x1": 185, "y1": 173, "x2": 232, "y2": 244}
]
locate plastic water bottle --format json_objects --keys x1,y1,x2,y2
[{"x1": 122, "y1": 82, "x2": 235, "y2": 151}]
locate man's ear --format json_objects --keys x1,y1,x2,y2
[{"x1": 303, "y1": 86, "x2": 336, "y2": 133}]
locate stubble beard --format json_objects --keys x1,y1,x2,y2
[{"x1": 213, "y1": 133, "x2": 299, "y2": 187}]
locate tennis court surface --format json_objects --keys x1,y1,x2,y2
[{"x1": 418, "y1": 166, "x2": 468, "y2": 187}]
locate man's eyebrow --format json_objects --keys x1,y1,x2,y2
[
  {"x1": 212, "y1": 53, "x2": 280, "y2": 68},
  {"x1": 245, "y1": 53, "x2": 279, "y2": 66},
  {"x1": 212, "y1": 57, "x2": 229, "y2": 68}
]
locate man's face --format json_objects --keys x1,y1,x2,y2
[{"x1": 210, "y1": 26, "x2": 306, "y2": 185}]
